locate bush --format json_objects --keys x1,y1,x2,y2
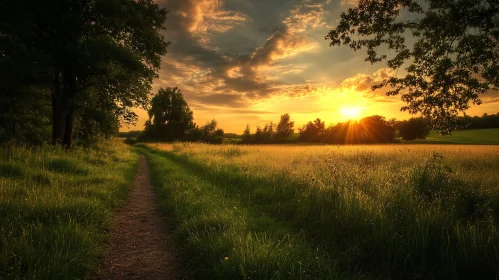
[{"x1": 124, "y1": 137, "x2": 138, "y2": 145}]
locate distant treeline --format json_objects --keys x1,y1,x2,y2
[
  {"x1": 119, "y1": 86, "x2": 497, "y2": 145},
  {"x1": 457, "y1": 113, "x2": 499, "y2": 130},
  {"x1": 121, "y1": 112, "x2": 499, "y2": 145},
  {"x1": 240, "y1": 112, "x2": 499, "y2": 144},
  {"x1": 242, "y1": 115, "x2": 406, "y2": 144}
]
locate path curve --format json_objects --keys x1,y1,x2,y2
[{"x1": 93, "y1": 154, "x2": 181, "y2": 280}]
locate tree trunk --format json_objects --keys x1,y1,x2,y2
[
  {"x1": 11, "y1": 94, "x2": 16, "y2": 137},
  {"x1": 63, "y1": 109, "x2": 74, "y2": 148},
  {"x1": 61, "y1": 68, "x2": 77, "y2": 149},
  {"x1": 52, "y1": 69, "x2": 76, "y2": 148},
  {"x1": 52, "y1": 74, "x2": 66, "y2": 145}
]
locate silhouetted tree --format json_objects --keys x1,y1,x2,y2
[
  {"x1": 275, "y1": 113, "x2": 295, "y2": 140},
  {"x1": 242, "y1": 124, "x2": 251, "y2": 144},
  {"x1": 359, "y1": 115, "x2": 395, "y2": 143},
  {"x1": 398, "y1": 118, "x2": 431, "y2": 140},
  {"x1": 254, "y1": 126, "x2": 263, "y2": 143},
  {"x1": 144, "y1": 87, "x2": 195, "y2": 141},
  {"x1": 326, "y1": 0, "x2": 499, "y2": 134},
  {"x1": 262, "y1": 121, "x2": 275, "y2": 142},
  {"x1": 299, "y1": 118, "x2": 325, "y2": 142},
  {"x1": 201, "y1": 120, "x2": 224, "y2": 144}
]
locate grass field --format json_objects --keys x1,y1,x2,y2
[
  {"x1": 407, "y1": 128, "x2": 499, "y2": 144},
  {"x1": 140, "y1": 143, "x2": 499, "y2": 279},
  {"x1": 0, "y1": 140, "x2": 137, "y2": 279}
]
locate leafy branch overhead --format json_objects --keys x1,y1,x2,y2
[{"x1": 326, "y1": 0, "x2": 499, "y2": 133}]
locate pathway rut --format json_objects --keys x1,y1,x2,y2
[{"x1": 93, "y1": 154, "x2": 181, "y2": 280}]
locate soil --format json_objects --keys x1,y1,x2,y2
[{"x1": 92, "y1": 155, "x2": 182, "y2": 280}]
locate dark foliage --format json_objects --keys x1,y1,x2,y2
[
  {"x1": 143, "y1": 87, "x2": 195, "y2": 141},
  {"x1": 398, "y1": 118, "x2": 431, "y2": 140},
  {"x1": 458, "y1": 112, "x2": 499, "y2": 129},
  {"x1": 241, "y1": 114, "x2": 296, "y2": 144},
  {"x1": 326, "y1": 0, "x2": 499, "y2": 134},
  {"x1": 141, "y1": 87, "x2": 224, "y2": 144},
  {"x1": 299, "y1": 115, "x2": 396, "y2": 144},
  {"x1": 0, "y1": 0, "x2": 169, "y2": 147}
]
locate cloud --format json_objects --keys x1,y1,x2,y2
[
  {"x1": 191, "y1": 93, "x2": 248, "y2": 107},
  {"x1": 338, "y1": 68, "x2": 398, "y2": 102},
  {"x1": 283, "y1": 0, "x2": 332, "y2": 33},
  {"x1": 189, "y1": 103, "x2": 275, "y2": 115},
  {"x1": 340, "y1": 0, "x2": 360, "y2": 6},
  {"x1": 482, "y1": 91, "x2": 499, "y2": 104},
  {"x1": 152, "y1": 0, "x2": 335, "y2": 110},
  {"x1": 160, "y1": 0, "x2": 248, "y2": 38},
  {"x1": 206, "y1": 0, "x2": 327, "y2": 98}
]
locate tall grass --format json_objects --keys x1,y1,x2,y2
[
  {"x1": 0, "y1": 140, "x2": 138, "y2": 279},
  {"x1": 142, "y1": 143, "x2": 499, "y2": 279}
]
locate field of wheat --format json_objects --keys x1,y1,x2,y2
[{"x1": 141, "y1": 143, "x2": 499, "y2": 279}]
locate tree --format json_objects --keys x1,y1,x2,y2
[
  {"x1": 299, "y1": 118, "x2": 326, "y2": 142},
  {"x1": 254, "y1": 126, "x2": 263, "y2": 143},
  {"x1": 262, "y1": 121, "x2": 275, "y2": 142},
  {"x1": 398, "y1": 118, "x2": 431, "y2": 140},
  {"x1": 144, "y1": 87, "x2": 195, "y2": 141},
  {"x1": 242, "y1": 124, "x2": 251, "y2": 143},
  {"x1": 275, "y1": 113, "x2": 295, "y2": 139},
  {"x1": 200, "y1": 119, "x2": 224, "y2": 144},
  {"x1": 0, "y1": 6, "x2": 54, "y2": 144},
  {"x1": 1, "y1": 0, "x2": 169, "y2": 147},
  {"x1": 326, "y1": 0, "x2": 499, "y2": 134},
  {"x1": 359, "y1": 115, "x2": 396, "y2": 143}
]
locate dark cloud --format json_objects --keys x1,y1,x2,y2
[
  {"x1": 190, "y1": 103, "x2": 275, "y2": 115},
  {"x1": 192, "y1": 93, "x2": 247, "y2": 107},
  {"x1": 148, "y1": 0, "x2": 354, "y2": 115}
]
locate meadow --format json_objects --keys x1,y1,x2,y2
[
  {"x1": 0, "y1": 140, "x2": 138, "y2": 279},
  {"x1": 408, "y1": 128, "x2": 499, "y2": 144},
  {"x1": 140, "y1": 143, "x2": 499, "y2": 279}
]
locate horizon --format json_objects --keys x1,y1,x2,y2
[{"x1": 120, "y1": 0, "x2": 499, "y2": 134}]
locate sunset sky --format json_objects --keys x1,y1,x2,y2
[{"x1": 122, "y1": 0, "x2": 499, "y2": 133}]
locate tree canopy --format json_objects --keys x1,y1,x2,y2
[
  {"x1": 0, "y1": 0, "x2": 169, "y2": 147},
  {"x1": 397, "y1": 117, "x2": 431, "y2": 140},
  {"x1": 275, "y1": 113, "x2": 295, "y2": 139},
  {"x1": 144, "y1": 87, "x2": 195, "y2": 141},
  {"x1": 326, "y1": 0, "x2": 499, "y2": 133}
]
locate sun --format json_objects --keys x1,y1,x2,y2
[{"x1": 340, "y1": 106, "x2": 363, "y2": 120}]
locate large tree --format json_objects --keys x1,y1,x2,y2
[
  {"x1": 144, "y1": 87, "x2": 195, "y2": 141},
  {"x1": 299, "y1": 118, "x2": 326, "y2": 142},
  {"x1": 275, "y1": 113, "x2": 295, "y2": 139},
  {"x1": 359, "y1": 115, "x2": 396, "y2": 143},
  {"x1": 398, "y1": 117, "x2": 431, "y2": 140},
  {"x1": 1, "y1": 0, "x2": 169, "y2": 147},
  {"x1": 326, "y1": 0, "x2": 499, "y2": 133}
]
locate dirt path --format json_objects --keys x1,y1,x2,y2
[{"x1": 93, "y1": 155, "x2": 181, "y2": 280}]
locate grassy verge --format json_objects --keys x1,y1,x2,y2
[
  {"x1": 142, "y1": 143, "x2": 499, "y2": 279},
  {"x1": 0, "y1": 140, "x2": 138, "y2": 279},
  {"x1": 407, "y1": 128, "x2": 499, "y2": 144}
]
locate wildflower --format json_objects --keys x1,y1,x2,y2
[{"x1": 224, "y1": 257, "x2": 229, "y2": 261}]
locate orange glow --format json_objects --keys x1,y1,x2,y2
[{"x1": 340, "y1": 106, "x2": 364, "y2": 120}]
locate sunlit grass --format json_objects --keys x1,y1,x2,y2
[
  {"x1": 0, "y1": 140, "x2": 138, "y2": 279},
  {"x1": 142, "y1": 142, "x2": 499, "y2": 279}
]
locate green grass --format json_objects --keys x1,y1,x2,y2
[
  {"x1": 141, "y1": 143, "x2": 499, "y2": 279},
  {"x1": 0, "y1": 140, "x2": 138, "y2": 279},
  {"x1": 407, "y1": 128, "x2": 499, "y2": 144},
  {"x1": 139, "y1": 146, "x2": 345, "y2": 280}
]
